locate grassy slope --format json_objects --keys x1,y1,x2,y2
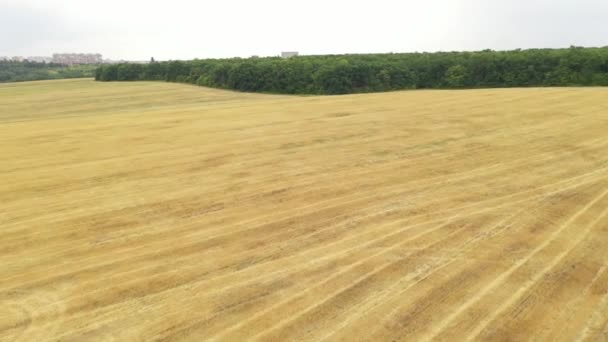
[{"x1": 2, "y1": 79, "x2": 608, "y2": 341}]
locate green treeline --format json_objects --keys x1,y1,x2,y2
[
  {"x1": 0, "y1": 61, "x2": 97, "y2": 83},
  {"x1": 95, "y1": 47, "x2": 608, "y2": 94}
]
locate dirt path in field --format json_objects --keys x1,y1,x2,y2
[{"x1": 1, "y1": 79, "x2": 608, "y2": 341}]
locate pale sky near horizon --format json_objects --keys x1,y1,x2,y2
[{"x1": 1, "y1": 0, "x2": 607, "y2": 61}]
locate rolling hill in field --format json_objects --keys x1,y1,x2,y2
[{"x1": 1, "y1": 79, "x2": 608, "y2": 341}]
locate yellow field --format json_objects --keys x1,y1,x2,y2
[{"x1": 2, "y1": 79, "x2": 608, "y2": 341}]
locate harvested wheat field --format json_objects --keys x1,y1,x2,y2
[{"x1": 2, "y1": 79, "x2": 608, "y2": 341}]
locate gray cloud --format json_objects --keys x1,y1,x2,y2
[
  {"x1": 1, "y1": 0, "x2": 607, "y2": 60},
  {"x1": 0, "y1": 5, "x2": 69, "y2": 55}
]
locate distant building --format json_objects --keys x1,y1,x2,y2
[
  {"x1": 281, "y1": 51, "x2": 299, "y2": 58},
  {"x1": 52, "y1": 53, "x2": 103, "y2": 65},
  {"x1": 26, "y1": 56, "x2": 53, "y2": 63}
]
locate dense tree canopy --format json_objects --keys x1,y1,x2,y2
[
  {"x1": 95, "y1": 47, "x2": 608, "y2": 94},
  {"x1": 0, "y1": 61, "x2": 96, "y2": 83}
]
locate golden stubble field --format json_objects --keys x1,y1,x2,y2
[{"x1": 1, "y1": 79, "x2": 608, "y2": 341}]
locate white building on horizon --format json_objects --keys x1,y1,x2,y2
[
  {"x1": 52, "y1": 53, "x2": 103, "y2": 65},
  {"x1": 281, "y1": 51, "x2": 299, "y2": 58},
  {"x1": 26, "y1": 56, "x2": 53, "y2": 63}
]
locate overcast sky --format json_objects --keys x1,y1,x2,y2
[{"x1": 1, "y1": 0, "x2": 607, "y2": 60}]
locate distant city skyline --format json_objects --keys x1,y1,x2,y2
[
  {"x1": 1, "y1": 53, "x2": 106, "y2": 65},
  {"x1": 1, "y1": 0, "x2": 607, "y2": 61}
]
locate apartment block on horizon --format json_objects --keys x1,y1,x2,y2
[
  {"x1": 52, "y1": 53, "x2": 103, "y2": 65},
  {"x1": 281, "y1": 51, "x2": 299, "y2": 58}
]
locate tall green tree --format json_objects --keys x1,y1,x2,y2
[{"x1": 95, "y1": 47, "x2": 608, "y2": 95}]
